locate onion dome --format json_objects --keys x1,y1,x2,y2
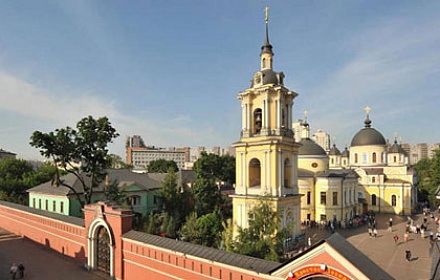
[
  {"x1": 329, "y1": 144, "x2": 341, "y2": 156},
  {"x1": 341, "y1": 146, "x2": 350, "y2": 157},
  {"x1": 299, "y1": 138, "x2": 327, "y2": 156},
  {"x1": 389, "y1": 139, "x2": 408, "y2": 155},
  {"x1": 351, "y1": 108, "x2": 386, "y2": 147}
]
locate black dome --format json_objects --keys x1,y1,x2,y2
[
  {"x1": 351, "y1": 128, "x2": 386, "y2": 146},
  {"x1": 351, "y1": 114, "x2": 386, "y2": 147},
  {"x1": 299, "y1": 138, "x2": 327, "y2": 156}
]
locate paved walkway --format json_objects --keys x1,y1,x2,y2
[
  {"x1": 0, "y1": 228, "x2": 107, "y2": 280},
  {"x1": 303, "y1": 213, "x2": 436, "y2": 280}
]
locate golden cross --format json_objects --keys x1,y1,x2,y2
[
  {"x1": 364, "y1": 106, "x2": 371, "y2": 115},
  {"x1": 265, "y1": 6, "x2": 269, "y2": 23}
]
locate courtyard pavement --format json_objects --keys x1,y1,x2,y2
[
  {"x1": 0, "y1": 228, "x2": 107, "y2": 280},
  {"x1": 302, "y1": 213, "x2": 437, "y2": 280}
]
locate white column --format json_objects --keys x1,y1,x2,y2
[
  {"x1": 265, "y1": 98, "x2": 269, "y2": 130},
  {"x1": 276, "y1": 100, "x2": 280, "y2": 129},
  {"x1": 246, "y1": 104, "x2": 250, "y2": 132},
  {"x1": 278, "y1": 150, "x2": 283, "y2": 195},
  {"x1": 241, "y1": 104, "x2": 246, "y2": 130},
  {"x1": 289, "y1": 102, "x2": 293, "y2": 129},
  {"x1": 262, "y1": 151, "x2": 266, "y2": 190}
]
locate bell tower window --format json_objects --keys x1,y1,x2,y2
[{"x1": 254, "y1": 109, "x2": 262, "y2": 134}]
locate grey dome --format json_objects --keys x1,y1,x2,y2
[
  {"x1": 329, "y1": 144, "x2": 341, "y2": 156},
  {"x1": 389, "y1": 141, "x2": 407, "y2": 155},
  {"x1": 351, "y1": 115, "x2": 386, "y2": 147},
  {"x1": 299, "y1": 138, "x2": 327, "y2": 156},
  {"x1": 351, "y1": 128, "x2": 386, "y2": 146},
  {"x1": 252, "y1": 69, "x2": 285, "y2": 87},
  {"x1": 341, "y1": 147, "x2": 350, "y2": 157}
]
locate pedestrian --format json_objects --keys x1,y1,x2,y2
[
  {"x1": 10, "y1": 263, "x2": 17, "y2": 280},
  {"x1": 404, "y1": 232, "x2": 409, "y2": 242},
  {"x1": 307, "y1": 237, "x2": 311, "y2": 247},
  {"x1": 394, "y1": 234, "x2": 399, "y2": 244},
  {"x1": 17, "y1": 263, "x2": 25, "y2": 279},
  {"x1": 388, "y1": 217, "x2": 393, "y2": 232},
  {"x1": 373, "y1": 228, "x2": 378, "y2": 238},
  {"x1": 405, "y1": 250, "x2": 412, "y2": 262}
]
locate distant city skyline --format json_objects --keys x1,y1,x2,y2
[{"x1": 1, "y1": 2, "x2": 439, "y2": 160}]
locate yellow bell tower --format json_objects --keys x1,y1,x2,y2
[{"x1": 231, "y1": 7, "x2": 302, "y2": 238}]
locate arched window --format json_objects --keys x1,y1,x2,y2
[
  {"x1": 372, "y1": 177, "x2": 376, "y2": 183},
  {"x1": 371, "y1": 194, "x2": 377, "y2": 206},
  {"x1": 253, "y1": 109, "x2": 262, "y2": 134},
  {"x1": 331, "y1": 158, "x2": 334, "y2": 164},
  {"x1": 372, "y1": 152, "x2": 377, "y2": 163},
  {"x1": 262, "y1": 58, "x2": 266, "y2": 68},
  {"x1": 249, "y1": 158, "x2": 261, "y2": 188},
  {"x1": 393, "y1": 156, "x2": 397, "y2": 163},
  {"x1": 354, "y1": 153, "x2": 358, "y2": 164},
  {"x1": 391, "y1": 195, "x2": 397, "y2": 207}
]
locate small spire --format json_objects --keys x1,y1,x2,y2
[
  {"x1": 364, "y1": 106, "x2": 372, "y2": 128},
  {"x1": 261, "y1": 6, "x2": 273, "y2": 56},
  {"x1": 394, "y1": 132, "x2": 398, "y2": 143}
]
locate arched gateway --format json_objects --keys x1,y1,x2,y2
[
  {"x1": 86, "y1": 207, "x2": 115, "y2": 277},
  {"x1": 84, "y1": 202, "x2": 133, "y2": 280}
]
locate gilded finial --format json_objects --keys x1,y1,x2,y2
[
  {"x1": 364, "y1": 106, "x2": 371, "y2": 115},
  {"x1": 265, "y1": 6, "x2": 269, "y2": 23}
]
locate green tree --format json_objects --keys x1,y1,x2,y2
[
  {"x1": 157, "y1": 169, "x2": 192, "y2": 234},
  {"x1": 108, "y1": 154, "x2": 128, "y2": 169},
  {"x1": 30, "y1": 116, "x2": 119, "y2": 207},
  {"x1": 413, "y1": 148, "x2": 440, "y2": 207},
  {"x1": 0, "y1": 158, "x2": 34, "y2": 200},
  {"x1": 0, "y1": 159, "x2": 60, "y2": 203},
  {"x1": 104, "y1": 180, "x2": 126, "y2": 205},
  {"x1": 232, "y1": 198, "x2": 282, "y2": 261},
  {"x1": 147, "y1": 159, "x2": 178, "y2": 173},
  {"x1": 197, "y1": 212, "x2": 223, "y2": 247},
  {"x1": 192, "y1": 176, "x2": 221, "y2": 217},
  {"x1": 219, "y1": 154, "x2": 236, "y2": 185},
  {"x1": 193, "y1": 152, "x2": 236, "y2": 184}
]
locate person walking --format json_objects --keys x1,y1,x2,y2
[
  {"x1": 17, "y1": 263, "x2": 25, "y2": 279},
  {"x1": 405, "y1": 250, "x2": 412, "y2": 262},
  {"x1": 394, "y1": 234, "x2": 399, "y2": 244},
  {"x1": 388, "y1": 218, "x2": 393, "y2": 233},
  {"x1": 10, "y1": 263, "x2": 18, "y2": 280},
  {"x1": 404, "y1": 232, "x2": 409, "y2": 242}
]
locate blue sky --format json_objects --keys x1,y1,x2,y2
[{"x1": 1, "y1": 1, "x2": 439, "y2": 160}]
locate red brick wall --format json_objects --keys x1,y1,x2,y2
[
  {"x1": 0, "y1": 202, "x2": 87, "y2": 264},
  {"x1": 121, "y1": 239, "x2": 271, "y2": 280}
]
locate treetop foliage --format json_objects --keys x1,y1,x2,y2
[
  {"x1": 30, "y1": 115, "x2": 119, "y2": 206},
  {"x1": 147, "y1": 159, "x2": 178, "y2": 173}
]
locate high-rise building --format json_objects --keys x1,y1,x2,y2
[{"x1": 312, "y1": 129, "x2": 331, "y2": 153}]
